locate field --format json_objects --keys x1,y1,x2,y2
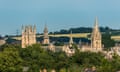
[
  {"x1": 111, "y1": 36, "x2": 120, "y2": 41},
  {"x1": 45, "y1": 33, "x2": 89, "y2": 38},
  {"x1": 11, "y1": 33, "x2": 89, "y2": 40},
  {"x1": 11, "y1": 33, "x2": 120, "y2": 41}
]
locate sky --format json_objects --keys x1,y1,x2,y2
[{"x1": 0, "y1": 0, "x2": 120, "y2": 35}]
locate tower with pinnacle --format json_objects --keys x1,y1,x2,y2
[
  {"x1": 91, "y1": 17, "x2": 102, "y2": 51},
  {"x1": 43, "y1": 24, "x2": 50, "y2": 44},
  {"x1": 69, "y1": 31, "x2": 73, "y2": 47},
  {"x1": 21, "y1": 25, "x2": 36, "y2": 48}
]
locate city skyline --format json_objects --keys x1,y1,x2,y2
[{"x1": 0, "y1": 0, "x2": 120, "y2": 35}]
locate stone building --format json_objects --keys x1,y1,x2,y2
[
  {"x1": 43, "y1": 25, "x2": 50, "y2": 44},
  {"x1": 81, "y1": 17, "x2": 103, "y2": 52},
  {"x1": 62, "y1": 31, "x2": 75, "y2": 56},
  {"x1": 48, "y1": 43, "x2": 56, "y2": 52},
  {"x1": 91, "y1": 17, "x2": 102, "y2": 51},
  {"x1": 21, "y1": 25, "x2": 36, "y2": 48},
  {"x1": 0, "y1": 37, "x2": 6, "y2": 46},
  {"x1": 112, "y1": 43, "x2": 120, "y2": 56},
  {"x1": 62, "y1": 44, "x2": 75, "y2": 56}
]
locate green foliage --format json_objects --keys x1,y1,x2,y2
[
  {"x1": 42, "y1": 44, "x2": 49, "y2": 46},
  {"x1": 54, "y1": 42, "x2": 64, "y2": 46},
  {"x1": 53, "y1": 52, "x2": 69, "y2": 70},
  {"x1": 20, "y1": 44, "x2": 52, "y2": 71},
  {"x1": 1, "y1": 44, "x2": 120, "y2": 72},
  {"x1": 0, "y1": 46, "x2": 23, "y2": 72},
  {"x1": 102, "y1": 33, "x2": 115, "y2": 49},
  {"x1": 71, "y1": 52, "x2": 104, "y2": 66}
]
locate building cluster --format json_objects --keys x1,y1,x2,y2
[
  {"x1": 21, "y1": 17, "x2": 104, "y2": 56},
  {"x1": 0, "y1": 17, "x2": 119, "y2": 57}
]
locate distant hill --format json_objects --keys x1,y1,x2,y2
[
  {"x1": 49, "y1": 26, "x2": 120, "y2": 36},
  {"x1": 5, "y1": 26, "x2": 120, "y2": 43}
]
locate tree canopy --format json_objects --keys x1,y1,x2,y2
[{"x1": 0, "y1": 44, "x2": 120, "y2": 72}]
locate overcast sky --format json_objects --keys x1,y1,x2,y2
[{"x1": 0, "y1": 0, "x2": 120, "y2": 35}]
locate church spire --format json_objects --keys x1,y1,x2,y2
[
  {"x1": 94, "y1": 17, "x2": 99, "y2": 30},
  {"x1": 91, "y1": 17, "x2": 102, "y2": 51},
  {"x1": 69, "y1": 30, "x2": 73, "y2": 44},
  {"x1": 33, "y1": 24, "x2": 36, "y2": 33},
  {"x1": 21, "y1": 25, "x2": 24, "y2": 33},
  {"x1": 44, "y1": 23, "x2": 48, "y2": 33},
  {"x1": 95, "y1": 17, "x2": 98, "y2": 25},
  {"x1": 43, "y1": 23, "x2": 50, "y2": 44}
]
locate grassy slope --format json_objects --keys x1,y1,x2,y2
[{"x1": 11, "y1": 33, "x2": 120, "y2": 41}]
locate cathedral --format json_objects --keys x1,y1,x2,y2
[
  {"x1": 19, "y1": 17, "x2": 120, "y2": 59},
  {"x1": 21, "y1": 25, "x2": 36, "y2": 48}
]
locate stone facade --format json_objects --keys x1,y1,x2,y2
[
  {"x1": 62, "y1": 44, "x2": 75, "y2": 56},
  {"x1": 0, "y1": 38, "x2": 6, "y2": 46},
  {"x1": 62, "y1": 31, "x2": 75, "y2": 56},
  {"x1": 91, "y1": 17, "x2": 102, "y2": 51},
  {"x1": 62, "y1": 17, "x2": 103, "y2": 55},
  {"x1": 20, "y1": 17, "x2": 103, "y2": 53},
  {"x1": 112, "y1": 44, "x2": 120, "y2": 56},
  {"x1": 48, "y1": 43, "x2": 56, "y2": 52},
  {"x1": 43, "y1": 25, "x2": 50, "y2": 44},
  {"x1": 81, "y1": 17, "x2": 103, "y2": 52},
  {"x1": 0, "y1": 40, "x2": 5, "y2": 46},
  {"x1": 21, "y1": 25, "x2": 36, "y2": 48}
]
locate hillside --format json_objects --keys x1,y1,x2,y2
[
  {"x1": 50, "y1": 26, "x2": 120, "y2": 35},
  {"x1": 6, "y1": 26, "x2": 120, "y2": 41}
]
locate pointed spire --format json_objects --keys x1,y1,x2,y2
[
  {"x1": 33, "y1": 24, "x2": 36, "y2": 29},
  {"x1": 25, "y1": 25, "x2": 27, "y2": 32},
  {"x1": 30, "y1": 25, "x2": 32, "y2": 32},
  {"x1": 91, "y1": 17, "x2": 102, "y2": 50},
  {"x1": 22, "y1": 25, "x2": 24, "y2": 32},
  {"x1": 94, "y1": 16, "x2": 99, "y2": 29},
  {"x1": 93, "y1": 16, "x2": 100, "y2": 33},
  {"x1": 69, "y1": 30, "x2": 73, "y2": 44},
  {"x1": 33, "y1": 24, "x2": 36, "y2": 32},
  {"x1": 44, "y1": 23, "x2": 48, "y2": 33},
  {"x1": 43, "y1": 22, "x2": 50, "y2": 44}
]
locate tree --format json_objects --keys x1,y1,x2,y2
[
  {"x1": 102, "y1": 33, "x2": 115, "y2": 49},
  {"x1": 0, "y1": 47, "x2": 23, "y2": 72},
  {"x1": 20, "y1": 44, "x2": 55, "y2": 71},
  {"x1": 50, "y1": 52, "x2": 69, "y2": 71},
  {"x1": 72, "y1": 52, "x2": 104, "y2": 66}
]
